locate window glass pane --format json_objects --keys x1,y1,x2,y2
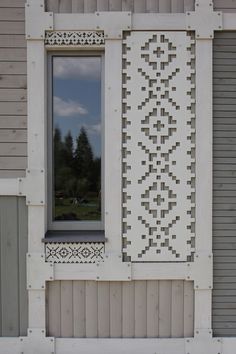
[{"x1": 52, "y1": 56, "x2": 102, "y2": 222}]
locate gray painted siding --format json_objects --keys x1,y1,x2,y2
[
  {"x1": 0, "y1": 196, "x2": 28, "y2": 336},
  {"x1": 213, "y1": 32, "x2": 236, "y2": 337},
  {"x1": 214, "y1": 0, "x2": 236, "y2": 12},
  {"x1": 0, "y1": 0, "x2": 27, "y2": 178},
  {"x1": 46, "y1": 280, "x2": 194, "y2": 338},
  {"x1": 46, "y1": 0, "x2": 195, "y2": 13}
]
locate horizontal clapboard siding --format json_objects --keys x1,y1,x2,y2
[
  {"x1": 46, "y1": 0, "x2": 195, "y2": 13},
  {"x1": 214, "y1": 0, "x2": 236, "y2": 12},
  {"x1": 0, "y1": 197, "x2": 28, "y2": 336},
  {"x1": 0, "y1": 3, "x2": 27, "y2": 177},
  {"x1": 213, "y1": 32, "x2": 236, "y2": 337},
  {"x1": 46, "y1": 280, "x2": 194, "y2": 338}
]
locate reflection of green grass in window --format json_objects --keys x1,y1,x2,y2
[
  {"x1": 53, "y1": 127, "x2": 101, "y2": 221},
  {"x1": 55, "y1": 195, "x2": 101, "y2": 221}
]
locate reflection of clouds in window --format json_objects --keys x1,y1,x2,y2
[
  {"x1": 82, "y1": 123, "x2": 101, "y2": 135},
  {"x1": 54, "y1": 96, "x2": 88, "y2": 117},
  {"x1": 54, "y1": 57, "x2": 101, "y2": 81}
]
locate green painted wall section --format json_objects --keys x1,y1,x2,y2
[
  {"x1": 0, "y1": 196, "x2": 28, "y2": 336},
  {"x1": 213, "y1": 32, "x2": 236, "y2": 337}
]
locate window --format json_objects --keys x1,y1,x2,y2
[{"x1": 47, "y1": 53, "x2": 104, "y2": 232}]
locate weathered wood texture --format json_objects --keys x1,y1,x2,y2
[
  {"x1": 214, "y1": 0, "x2": 236, "y2": 12},
  {"x1": 46, "y1": 280, "x2": 194, "y2": 338},
  {"x1": 213, "y1": 32, "x2": 236, "y2": 337},
  {"x1": 0, "y1": 3, "x2": 27, "y2": 177},
  {"x1": 46, "y1": 0, "x2": 194, "y2": 12},
  {"x1": 0, "y1": 197, "x2": 28, "y2": 336}
]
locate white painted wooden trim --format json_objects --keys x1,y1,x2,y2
[
  {"x1": 222, "y1": 13, "x2": 236, "y2": 30},
  {"x1": 54, "y1": 12, "x2": 131, "y2": 38},
  {"x1": 194, "y1": 26, "x2": 213, "y2": 335},
  {"x1": 26, "y1": 0, "x2": 48, "y2": 332},
  {"x1": 0, "y1": 178, "x2": 22, "y2": 196},
  {"x1": 2, "y1": 336, "x2": 236, "y2": 354},
  {"x1": 104, "y1": 38, "x2": 122, "y2": 255}
]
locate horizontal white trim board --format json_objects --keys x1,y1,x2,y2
[
  {"x1": 56, "y1": 338, "x2": 185, "y2": 354},
  {"x1": 0, "y1": 337, "x2": 234, "y2": 354},
  {"x1": 0, "y1": 178, "x2": 21, "y2": 196}
]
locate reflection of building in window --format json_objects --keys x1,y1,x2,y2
[{"x1": 48, "y1": 55, "x2": 103, "y2": 230}]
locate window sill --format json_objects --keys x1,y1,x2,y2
[{"x1": 43, "y1": 230, "x2": 105, "y2": 243}]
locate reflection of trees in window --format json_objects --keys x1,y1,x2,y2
[{"x1": 53, "y1": 127, "x2": 101, "y2": 221}]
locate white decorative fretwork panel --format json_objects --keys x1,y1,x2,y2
[
  {"x1": 122, "y1": 31, "x2": 195, "y2": 262},
  {"x1": 45, "y1": 31, "x2": 105, "y2": 46},
  {"x1": 45, "y1": 242, "x2": 104, "y2": 263}
]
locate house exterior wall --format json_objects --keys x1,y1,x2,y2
[
  {"x1": 1, "y1": 1, "x2": 236, "y2": 353},
  {"x1": 213, "y1": 31, "x2": 236, "y2": 337},
  {"x1": 0, "y1": 0, "x2": 27, "y2": 178},
  {"x1": 0, "y1": 196, "x2": 28, "y2": 336},
  {"x1": 46, "y1": 0, "x2": 195, "y2": 13},
  {"x1": 46, "y1": 280, "x2": 194, "y2": 338}
]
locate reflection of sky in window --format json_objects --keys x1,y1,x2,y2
[{"x1": 53, "y1": 57, "x2": 101, "y2": 157}]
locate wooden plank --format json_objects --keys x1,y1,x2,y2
[
  {"x1": 0, "y1": 102, "x2": 26, "y2": 115},
  {"x1": 183, "y1": 281, "x2": 194, "y2": 337},
  {"x1": 134, "y1": 281, "x2": 147, "y2": 338},
  {"x1": 0, "y1": 35, "x2": 26, "y2": 48},
  {"x1": 0, "y1": 48, "x2": 26, "y2": 61},
  {"x1": 0, "y1": 62, "x2": 26, "y2": 75},
  {"x1": 171, "y1": 281, "x2": 184, "y2": 337},
  {"x1": 0, "y1": 197, "x2": 19, "y2": 336},
  {"x1": 214, "y1": 0, "x2": 236, "y2": 9},
  {"x1": 97, "y1": 0, "x2": 109, "y2": 11},
  {"x1": 0, "y1": 170, "x2": 25, "y2": 177},
  {"x1": 0, "y1": 130, "x2": 27, "y2": 143},
  {"x1": 47, "y1": 0, "x2": 59, "y2": 12},
  {"x1": 60, "y1": 280, "x2": 73, "y2": 337},
  {"x1": 59, "y1": 0, "x2": 72, "y2": 12},
  {"x1": 73, "y1": 280, "x2": 85, "y2": 337},
  {"x1": 214, "y1": 262, "x2": 236, "y2": 270},
  {"x1": 158, "y1": 280, "x2": 171, "y2": 338},
  {"x1": 0, "y1": 75, "x2": 27, "y2": 89},
  {"x1": 47, "y1": 281, "x2": 61, "y2": 337},
  {"x1": 0, "y1": 116, "x2": 27, "y2": 129},
  {"x1": 0, "y1": 143, "x2": 27, "y2": 156},
  {"x1": 183, "y1": 0, "x2": 194, "y2": 11},
  {"x1": 159, "y1": 0, "x2": 171, "y2": 12},
  {"x1": 146, "y1": 0, "x2": 158, "y2": 12},
  {"x1": 0, "y1": 88, "x2": 27, "y2": 101},
  {"x1": 0, "y1": 0, "x2": 25, "y2": 7},
  {"x1": 122, "y1": 0, "x2": 134, "y2": 11},
  {"x1": 84, "y1": 0, "x2": 97, "y2": 12},
  {"x1": 0, "y1": 156, "x2": 26, "y2": 170},
  {"x1": 85, "y1": 281, "x2": 98, "y2": 337},
  {"x1": 110, "y1": 282, "x2": 122, "y2": 338},
  {"x1": 72, "y1": 0, "x2": 84, "y2": 12},
  {"x1": 18, "y1": 197, "x2": 28, "y2": 336},
  {"x1": 0, "y1": 8, "x2": 24, "y2": 21},
  {"x1": 171, "y1": 0, "x2": 184, "y2": 12},
  {"x1": 214, "y1": 329, "x2": 236, "y2": 336},
  {"x1": 122, "y1": 281, "x2": 135, "y2": 338},
  {"x1": 109, "y1": 0, "x2": 122, "y2": 11},
  {"x1": 97, "y1": 282, "x2": 110, "y2": 338},
  {"x1": 147, "y1": 280, "x2": 158, "y2": 338},
  {"x1": 134, "y1": 0, "x2": 146, "y2": 12},
  {"x1": 0, "y1": 22, "x2": 25, "y2": 35}
]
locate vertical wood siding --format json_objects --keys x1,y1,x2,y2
[
  {"x1": 46, "y1": 0, "x2": 195, "y2": 12},
  {"x1": 0, "y1": 196, "x2": 28, "y2": 336},
  {"x1": 0, "y1": 1, "x2": 27, "y2": 177},
  {"x1": 46, "y1": 280, "x2": 194, "y2": 338},
  {"x1": 213, "y1": 32, "x2": 236, "y2": 337}
]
